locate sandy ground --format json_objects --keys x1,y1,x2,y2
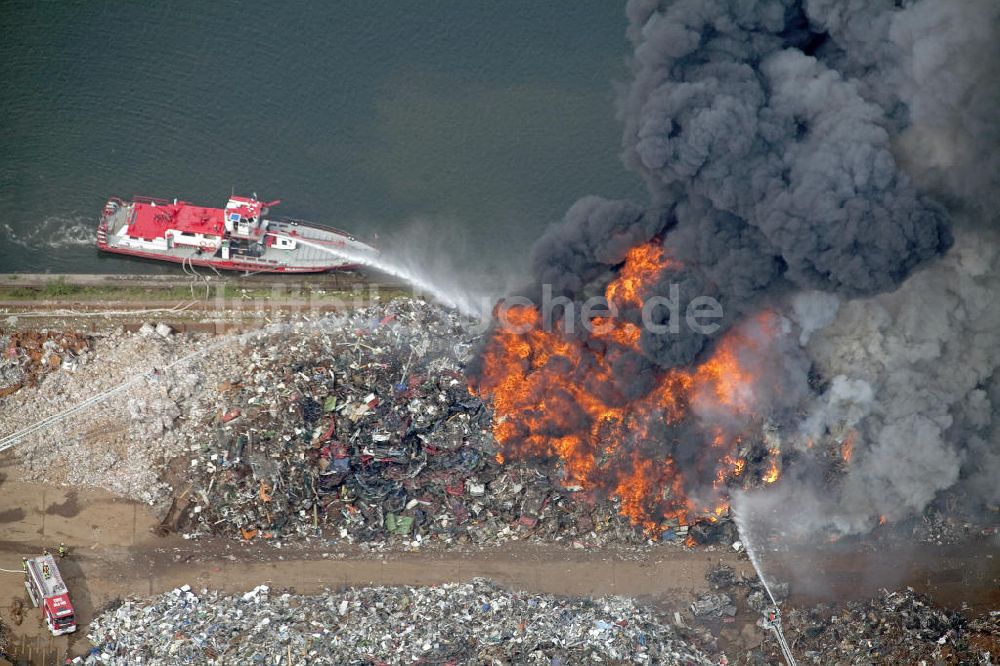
[{"x1": 0, "y1": 467, "x2": 756, "y2": 663}]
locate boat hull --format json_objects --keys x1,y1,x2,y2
[
  {"x1": 96, "y1": 195, "x2": 375, "y2": 274},
  {"x1": 95, "y1": 243, "x2": 358, "y2": 273}
]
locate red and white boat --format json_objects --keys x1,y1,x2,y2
[{"x1": 97, "y1": 193, "x2": 377, "y2": 273}]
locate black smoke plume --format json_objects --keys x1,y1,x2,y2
[
  {"x1": 512, "y1": 0, "x2": 999, "y2": 535},
  {"x1": 531, "y1": 0, "x2": 953, "y2": 370}
]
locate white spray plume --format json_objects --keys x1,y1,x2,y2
[{"x1": 269, "y1": 223, "x2": 514, "y2": 322}]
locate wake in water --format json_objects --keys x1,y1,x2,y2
[{"x1": 1, "y1": 216, "x2": 95, "y2": 250}]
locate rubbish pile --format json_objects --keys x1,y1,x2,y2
[
  {"x1": 179, "y1": 299, "x2": 664, "y2": 548},
  {"x1": 2, "y1": 298, "x2": 739, "y2": 546},
  {"x1": 85, "y1": 578, "x2": 714, "y2": 665},
  {"x1": 910, "y1": 501, "x2": 1000, "y2": 545},
  {"x1": 0, "y1": 620, "x2": 9, "y2": 664},
  {"x1": 0, "y1": 328, "x2": 91, "y2": 398},
  {"x1": 0, "y1": 324, "x2": 229, "y2": 503},
  {"x1": 771, "y1": 588, "x2": 1000, "y2": 665}
]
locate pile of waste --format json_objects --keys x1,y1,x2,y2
[
  {"x1": 0, "y1": 328, "x2": 91, "y2": 398},
  {"x1": 767, "y1": 588, "x2": 1000, "y2": 664},
  {"x1": 179, "y1": 299, "x2": 682, "y2": 548},
  {"x1": 0, "y1": 323, "x2": 232, "y2": 503},
  {"x1": 0, "y1": 621, "x2": 9, "y2": 665},
  {"x1": 2, "y1": 298, "x2": 739, "y2": 546},
  {"x1": 85, "y1": 578, "x2": 713, "y2": 665},
  {"x1": 909, "y1": 502, "x2": 1000, "y2": 545}
]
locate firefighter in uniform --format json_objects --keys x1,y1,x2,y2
[
  {"x1": 58, "y1": 543, "x2": 68, "y2": 558},
  {"x1": 20, "y1": 558, "x2": 27, "y2": 572}
]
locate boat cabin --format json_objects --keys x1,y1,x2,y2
[{"x1": 120, "y1": 195, "x2": 280, "y2": 255}]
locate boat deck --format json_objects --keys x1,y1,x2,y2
[{"x1": 100, "y1": 204, "x2": 376, "y2": 273}]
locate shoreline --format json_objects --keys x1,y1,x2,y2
[{"x1": 0, "y1": 272, "x2": 416, "y2": 331}]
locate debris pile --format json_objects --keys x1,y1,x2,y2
[
  {"x1": 1, "y1": 299, "x2": 748, "y2": 546},
  {"x1": 0, "y1": 620, "x2": 9, "y2": 664},
  {"x1": 1, "y1": 298, "x2": 741, "y2": 545},
  {"x1": 770, "y1": 588, "x2": 1000, "y2": 665},
  {"x1": 180, "y1": 299, "x2": 675, "y2": 548},
  {"x1": 0, "y1": 328, "x2": 91, "y2": 398},
  {"x1": 0, "y1": 325, "x2": 231, "y2": 503},
  {"x1": 85, "y1": 579, "x2": 713, "y2": 665}
]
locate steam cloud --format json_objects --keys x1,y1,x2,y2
[{"x1": 520, "y1": 0, "x2": 999, "y2": 533}]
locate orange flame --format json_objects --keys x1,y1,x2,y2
[
  {"x1": 605, "y1": 244, "x2": 675, "y2": 309},
  {"x1": 762, "y1": 456, "x2": 781, "y2": 484},
  {"x1": 840, "y1": 431, "x2": 856, "y2": 463},
  {"x1": 473, "y1": 242, "x2": 780, "y2": 531}
]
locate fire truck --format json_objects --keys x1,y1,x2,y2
[{"x1": 24, "y1": 553, "x2": 76, "y2": 636}]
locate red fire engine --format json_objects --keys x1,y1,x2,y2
[{"x1": 24, "y1": 553, "x2": 76, "y2": 636}]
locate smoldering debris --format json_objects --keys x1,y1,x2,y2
[
  {"x1": 752, "y1": 224, "x2": 1000, "y2": 537},
  {"x1": 695, "y1": 562, "x2": 1000, "y2": 665},
  {"x1": 764, "y1": 588, "x2": 1000, "y2": 665},
  {"x1": 84, "y1": 579, "x2": 714, "y2": 665}
]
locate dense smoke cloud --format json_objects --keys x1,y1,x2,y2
[
  {"x1": 518, "y1": 0, "x2": 999, "y2": 534},
  {"x1": 530, "y1": 196, "x2": 672, "y2": 298},
  {"x1": 772, "y1": 0, "x2": 1000, "y2": 534},
  {"x1": 798, "y1": 224, "x2": 1000, "y2": 531},
  {"x1": 531, "y1": 0, "x2": 954, "y2": 369}
]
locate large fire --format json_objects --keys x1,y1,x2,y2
[{"x1": 472, "y1": 241, "x2": 785, "y2": 533}]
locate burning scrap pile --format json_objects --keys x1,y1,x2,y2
[
  {"x1": 765, "y1": 589, "x2": 1000, "y2": 665},
  {"x1": 181, "y1": 299, "x2": 672, "y2": 547},
  {"x1": 472, "y1": 242, "x2": 792, "y2": 535},
  {"x1": 85, "y1": 579, "x2": 714, "y2": 665},
  {"x1": 470, "y1": 0, "x2": 1000, "y2": 541},
  {"x1": 0, "y1": 328, "x2": 91, "y2": 398}
]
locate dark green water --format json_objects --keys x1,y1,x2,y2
[{"x1": 0, "y1": 1, "x2": 643, "y2": 274}]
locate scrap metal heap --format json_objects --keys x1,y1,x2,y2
[
  {"x1": 180, "y1": 299, "x2": 703, "y2": 548},
  {"x1": 0, "y1": 328, "x2": 91, "y2": 398},
  {"x1": 86, "y1": 579, "x2": 714, "y2": 665}
]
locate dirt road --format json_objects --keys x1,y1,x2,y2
[
  {"x1": 0, "y1": 466, "x2": 997, "y2": 663},
  {"x1": 0, "y1": 472, "x2": 749, "y2": 662}
]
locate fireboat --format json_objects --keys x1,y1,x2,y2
[{"x1": 96, "y1": 193, "x2": 376, "y2": 273}]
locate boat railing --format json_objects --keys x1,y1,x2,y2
[
  {"x1": 131, "y1": 195, "x2": 172, "y2": 206},
  {"x1": 272, "y1": 216, "x2": 361, "y2": 242}
]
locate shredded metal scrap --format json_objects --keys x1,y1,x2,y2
[{"x1": 86, "y1": 578, "x2": 713, "y2": 665}]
